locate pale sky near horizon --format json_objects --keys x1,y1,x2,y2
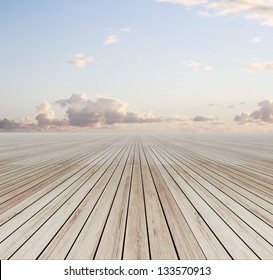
[{"x1": 1, "y1": 0, "x2": 273, "y2": 131}]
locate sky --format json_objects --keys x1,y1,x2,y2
[{"x1": 0, "y1": 0, "x2": 273, "y2": 132}]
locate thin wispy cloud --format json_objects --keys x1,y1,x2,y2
[
  {"x1": 157, "y1": 0, "x2": 273, "y2": 26},
  {"x1": 119, "y1": 27, "x2": 131, "y2": 32},
  {"x1": 207, "y1": 0, "x2": 273, "y2": 26},
  {"x1": 207, "y1": 103, "x2": 220, "y2": 107},
  {"x1": 227, "y1": 102, "x2": 245, "y2": 109},
  {"x1": 104, "y1": 35, "x2": 119, "y2": 45},
  {"x1": 206, "y1": 102, "x2": 245, "y2": 109},
  {"x1": 157, "y1": 0, "x2": 207, "y2": 6},
  {"x1": 235, "y1": 99, "x2": 273, "y2": 124},
  {"x1": 250, "y1": 36, "x2": 262, "y2": 44},
  {"x1": 181, "y1": 59, "x2": 213, "y2": 72},
  {"x1": 199, "y1": 10, "x2": 211, "y2": 17},
  {"x1": 68, "y1": 53, "x2": 95, "y2": 68},
  {"x1": 105, "y1": 27, "x2": 131, "y2": 33},
  {"x1": 246, "y1": 61, "x2": 273, "y2": 72}
]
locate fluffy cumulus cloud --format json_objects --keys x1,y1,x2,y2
[
  {"x1": 234, "y1": 99, "x2": 273, "y2": 124},
  {"x1": 69, "y1": 53, "x2": 95, "y2": 68},
  {"x1": 35, "y1": 101, "x2": 66, "y2": 126},
  {"x1": 55, "y1": 93, "x2": 165, "y2": 127},
  {"x1": 0, "y1": 118, "x2": 22, "y2": 130},
  {"x1": 157, "y1": 0, "x2": 273, "y2": 26},
  {"x1": 1, "y1": 94, "x2": 190, "y2": 131}
]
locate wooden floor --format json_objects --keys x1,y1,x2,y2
[{"x1": 0, "y1": 132, "x2": 273, "y2": 260}]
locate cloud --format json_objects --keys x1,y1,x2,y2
[
  {"x1": 157, "y1": 0, "x2": 273, "y2": 26},
  {"x1": 199, "y1": 10, "x2": 211, "y2": 17},
  {"x1": 250, "y1": 36, "x2": 262, "y2": 44},
  {"x1": 55, "y1": 93, "x2": 179, "y2": 127},
  {"x1": 119, "y1": 27, "x2": 131, "y2": 32},
  {"x1": 68, "y1": 53, "x2": 95, "y2": 68},
  {"x1": 1, "y1": 94, "x2": 190, "y2": 131},
  {"x1": 234, "y1": 99, "x2": 273, "y2": 124},
  {"x1": 35, "y1": 101, "x2": 66, "y2": 126},
  {"x1": 181, "y1": 59, "x2": 213, "y2": 72},
  {"x1": 193, "y1": 114, "x2": 217, "y2": 121},
  {"x1": 0, "y1": 118, "x2": 22, "y2": 130},
  {"x1": 246, "y1": 60, "x2": 273, "y2": 72},
  {"x1": 207, "y1": 0, "x2": 273, "y2": 26},
  {"x1": 104, "y1": 35, "x2": 119, "y2": 45},
  {"x1": 156, "y1": 0, "x2": 207, "y2": 6},
  {"x1": 227, "y1": 102, "x2": 245, "y2": 109},
  {"x1": 207, "y1": 103, "x2": 220, "y2": 107}
]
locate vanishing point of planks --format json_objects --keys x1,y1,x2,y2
[{"x1": 0, "y1": 132, "x2": 273, "y2": 260}]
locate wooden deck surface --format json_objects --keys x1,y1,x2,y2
[{"x1": 0, "y1": 132, "x2": 273, "y2": 260}]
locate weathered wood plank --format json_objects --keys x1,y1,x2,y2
[
  {"x1": 122, "y1": 141, "x2": 150, "y2": 259},
  {"x1": 139, "y1": 140, "x2": 178, "y2": 259},
  {"x1": 94, "y1": 142, "x2": 135, "y2": 260},
  {"x1": 0, "y1": 132, "x2": 272, "y2": 260},
  {"x1": 142, "y1": 140, "x2": 208, "y2": 259},
  {"x1": 65, "y1": 141, "x2": 132, "y2": 260},
  {"x1": 149, "y1": 144, "x2": 259, "y2": 259},
  {"x1": 0, "y1": 143, "x2": 126, "y2": 259}
]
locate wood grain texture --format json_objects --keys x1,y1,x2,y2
[{"x1": 0, "y1": 132, "x2": 273, "y2": 259}]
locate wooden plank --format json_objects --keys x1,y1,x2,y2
[
  {"x1": 94, "y1": 142, "x2": 135, "y2": 260},
  {"x1": 144, "y1": 138, "x2": 230, "y2": 259},
  {"x1": 0, "y1": 143, "x2": 125, "y2": 259},
  {"x1": 0, "y1": 133, "x2": 273, "y2": 260},
  {"x1": 0, "y1": 142, "x2": 117, "y2": 217},
  {"x1": 148, "y1": 142, "x2": 259, "y2": 259},
  {"x1": 39, "y1": 141, "x2": 133, "y2": 260},
  {"x1": 142, "y1": 140, "x2": 208, "y2": 259},
  {"x1": 0, "y1": 143, "x2": 120, "y2": 240},
  {"x1": 65, "y1": 141, "x2": 132, "y2": 260},
  {"x1": 139, "y1": 140, "x2": 178, "y2": 259},
  {"x1": 122, "y1": 140, "x2": 150, "y2": 259}
]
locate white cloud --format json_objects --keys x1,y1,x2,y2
[
  {"x1": 119, "y1": 27, "x2": 131, "y2": 32},
  {"x1": 207, "y1": 0, "x2": 273, "y2": 26},
  {"x1": 104, "y1": 35, "x2": 119, "y2": 45},
  {"x1": 157, "y1": 0, "x2": 273, "y2": 26},
  {"x1": 0, "y1": 94, "x2": 190, "y2": 131},
  {"x1": 35, "y1": 101, "x2": 66, "y2": 126},
  {"x1": 55, "y1": 93, "x2": 185, "y2": 127},
  {"x1": 181, "y1": 59, "x2": 213, "y2": 72},
  {"x1": 199, "y1": 10, "x2": 211, "y2": 17},
  {"x1": 0, "y1": 101, "x2": 66, "y2": 131},
  {"x1": 246, "y1": 60, "x2": 273, "y2": 72},
  {"x1": 156, "y1": 0, "x2": 207, "y2": 6},
  {"x1": 250, "y1": 36, "x2": 262, "y2": 44},
  {"x1": 234, "y1": 99, "x2": 273, "y2": 124},
  {"x1": 69, "y1": 53, "x2": 95, "y2": 68}
]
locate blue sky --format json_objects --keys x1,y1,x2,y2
[{"x1": 1, "y1": 0, "x2": 273, "y2": 131}]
